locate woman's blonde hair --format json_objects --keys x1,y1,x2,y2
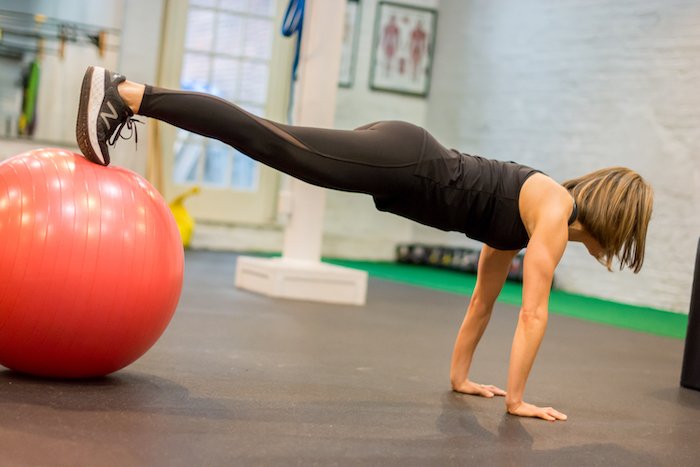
[{"x1": 563, "y1": 167, "x2": 653, "y2": 273}]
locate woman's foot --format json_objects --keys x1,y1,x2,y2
[{"x1": 76, "y1": 66, "x2": 139, "y2": 166}]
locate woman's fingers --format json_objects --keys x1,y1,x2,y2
[
  {"x1": 539, "y1": 407, "x2": 567, "y2": 421},
  {"x1": 483, "y1": 385, "x2": 507, "y2": 396},
  {"x1": 454, "y1": 381, "x2": 507, "y2": 399},
  {"x1": 508, "y1": 401, "x2": 568, "y2": 421},
  {"x1": 547, "y1": 408, "x2": 568, "y2": 421}
]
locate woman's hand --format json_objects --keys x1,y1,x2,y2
[
  {"x1": 507, "y1": 401, "x2": 567, "y2": 421},
  {"x1": 452, "y1": 380, "x2": 507, "y2": 398}
]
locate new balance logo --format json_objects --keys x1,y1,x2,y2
[{"x1": 100, "y1": 101, "x2": 119, "y2": 130}]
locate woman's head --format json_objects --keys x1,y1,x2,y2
[{"x1": 563, "y1": 167, "x2": 653, "y2": 273}]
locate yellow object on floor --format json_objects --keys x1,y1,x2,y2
[{"x1": 169, "y1": 186, "x2": 200, "y2": 248}]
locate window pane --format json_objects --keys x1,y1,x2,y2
[
  {"x1": 232, "y1": 150, "x2": 258, "y2": 190},
  {"x1": 190, "y1": 0, "x2": 217, "y2": 7},
  {"x1": 211, "y1": 58, "x2": 241, "y2": 100},
  {"x1": 240, "y1": 103, "x2": 264, "y2": 116},
  {"x1": 173, "y1": 129, "x2": 191, "y2": 150},
  {"x1": 174, "y1": 134, "x2": 203, "y2": 183},
  {"x1": 203, "y1": 141, "x2": 232, "y2": 187},
  {"x1": 219, "y1": 0, "x2": 247, "y2": 12},
  {"x1": 248, "y1": 0, "x2": 276, "y2": 17},
  {"x1": 240, "y1": 61, "x2": 268, "y2": 104},
  {"x1": 181, "y1": 53, "x2": 211, "y2": 91},
  {"x1": 176, "y1": 2, "x2": 274, "y2": 192},
  {"x1": 215, "y1": 12, "x2": 244, "y2": 56},
  {"x1": 243, "y1": 18, "x2": 273, "y2": 59},
  {"x1": 184, "y1": 9, "x2": 215, "y2": 51}
]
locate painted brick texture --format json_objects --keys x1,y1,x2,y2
[{"x1": 426, "y1": 0, "x2": 700, "y2": 312}]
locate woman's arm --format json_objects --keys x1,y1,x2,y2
[
  {"x1": 505, "y1": 211, "x2": 569, "y2": 421},
  {"x1": 450, "y1": 245, "x2": 517, "y2": 397}
]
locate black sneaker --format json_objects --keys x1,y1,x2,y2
[{"x1": 76, "y1": 66, "x2": 139, "y2": 166}]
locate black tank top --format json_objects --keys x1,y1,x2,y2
[{"x1": 374, "y1": 149, "x2": 540, "y2": 251}]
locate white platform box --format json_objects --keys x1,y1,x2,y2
[{"x1": 235, "y1": 256, "x2": 368, "y2": 306}]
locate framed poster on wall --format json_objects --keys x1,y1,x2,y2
[
  {"x1": 370, "y1": 1, "x2": 437, "y2": 97},
  {"x1": 339, "y1": 0, "x2": 362, "y2": 87}
]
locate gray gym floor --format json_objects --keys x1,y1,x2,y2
[{"x1": 1, "y1": 250, "x2": 698, "y2": 466}]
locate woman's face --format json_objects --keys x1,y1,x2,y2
[{"x1": 583, "y1": 235, "x2": 604, "y2": 261}]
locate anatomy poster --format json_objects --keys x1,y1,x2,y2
[
  {"x1": 339, "y1": 0, "x2": 361, "y2": 87},
  {"x1": 370, "y1": 2, "x2": 437, "y2": 96}
]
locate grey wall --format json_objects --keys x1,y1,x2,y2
[{"x1": 426, "y1": 0, "x2": 700, "y2": 312}]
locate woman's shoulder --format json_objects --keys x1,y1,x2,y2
[{"x1": 519, "y1": 173, "x2": 573, "y2": 232}]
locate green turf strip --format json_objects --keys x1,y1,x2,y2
[{"x1": 324, "y1": 259, "x2": 688, "y2": 340}]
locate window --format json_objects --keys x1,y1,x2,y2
[{"x1": 173, "y1": 0, "x2": 277, "y2": 190}]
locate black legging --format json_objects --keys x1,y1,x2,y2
[{"x1": 139, "y1": 86, "x2": 432, "y2": 198}]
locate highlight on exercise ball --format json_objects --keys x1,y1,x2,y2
[{"x1": 0, "y1": 148, "x2": 184, "y2": 378}]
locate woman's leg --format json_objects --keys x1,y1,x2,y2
[{"x1": 129, "y1": 84, "x2": 426, "y2": 197}]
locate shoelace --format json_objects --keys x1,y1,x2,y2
[{"x1": 107, "y1": 115, "x2": 143, "y2": 149}]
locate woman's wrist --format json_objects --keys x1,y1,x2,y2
[
  {"x1": 505, "y1": 397, "x2": 522, "y2": 410},
  {"x1": 450, "y1": 372, "x2": 466, "y2": 389}
]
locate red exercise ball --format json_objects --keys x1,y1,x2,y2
[{"x1": 0, "y1": 148, "x2": 184, "y2": 378}]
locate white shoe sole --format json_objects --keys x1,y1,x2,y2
[{"x1": 76, "y1": 66, "x2": 107, "y2": 165}]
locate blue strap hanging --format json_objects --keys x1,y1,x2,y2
[{"x1": 281, "y1": 0, "x2": 305, "y2": 82}]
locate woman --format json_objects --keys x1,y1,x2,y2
[{"x1": 77, "y1": 66, "x2": 653, "y2": 422}]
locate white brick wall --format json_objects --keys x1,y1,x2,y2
[{"x1": 426, "y1": 0, "x2": 700, "y2": 312}]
